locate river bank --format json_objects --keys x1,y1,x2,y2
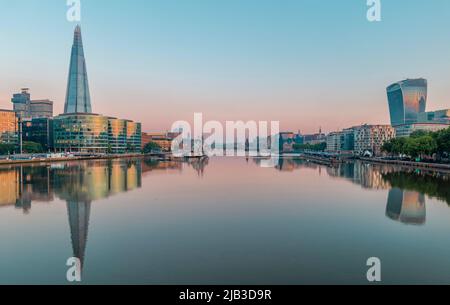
[{"x1": 0, "y1": 153, "x2": 148, "y2": 166}]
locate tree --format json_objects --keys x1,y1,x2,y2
[
  {"x1": 22, "y1": 141, "x2": 44, "y2": 154},
  {"x1": 404, "y1": 136, "x2": 437, "y2": 159},
  {"x1": 0, "y1": 144, "x2": 16, "y2": 155},
  {"x1": 143, "y1": 141, "x2": 162, "y2": 154},
  {"x1": 435, "y1": 127, "x2": 450, "y2": 156}
]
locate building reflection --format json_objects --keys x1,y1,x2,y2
[
  {"x1": 253, "y1": 157, "x2": 450, "y2": 225},
  {"x1": 0, "y1": 159, "x2": 144, "y2": 275},
  {"x1": 386, "y1": 188, "x2": 426, "y2": 225}
]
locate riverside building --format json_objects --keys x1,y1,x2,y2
[{"x1": 53, "y1": 26, "x2": 141, "y2": 154}]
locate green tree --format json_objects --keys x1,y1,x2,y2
[
  {"x1": 22, "y1": 141, "x2": 44, "y2": 154},
  {"x1": 143, "y1": 141, "x2": 162, "y2": 154},
  {"x1": 435, "y1": 127, "x2": 450, "y2": 156},
  {"x1": 0, "y1": 144, "x2": 16, "y2": 155}
]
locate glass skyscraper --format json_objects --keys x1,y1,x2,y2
[
  {"x1": 54, "y1": 25, "x2": 142, "y2": 154},
  {"x1": 64, "y1": 25, "x2": 92, "y2": 114},
  {"x1": 387, "y1": 79, "x2": 427, "y2": 126}
]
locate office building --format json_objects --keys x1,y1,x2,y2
[
  {"x1": 64, "y1": 25, "x2": 92, "y2": 114},
  {"x1": 22, "y1": 118, "x2": 54, "y2": 151},
  {"x1": 53, "y1": 113, "x2": 109, "y2": 153},
  {"x1": 326, "y1": 128, "x2": 355, "y2": 153},
  {"x1": 30, "y1": 99, "x2": 53, "y2": 118},
  {"x1": 395, "y1": 123, "x2": 450, "y2": 138},
  {"x1": 417, "y1": 109, "x2": 450, "y2": 125},
  {"x1": 11, "y1": 89, "x2": 53, "y2": 119},
  {"x1": 53, "y1": 26, "x2": 142, "y2": 154},
  {"x1": 0, "y1": 109, "x2": 19, "y2": 146},
  {"x1": 108, "y1": 118, "x2": 127, "y2": 154},
  {"x1": 387, "y1": 79, "x2": 427, "y2": 127},
  {"x1": 126, "y1": 121, "x2": 142, "y2": 153}
]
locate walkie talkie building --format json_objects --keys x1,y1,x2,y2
[{"x1": 386, "y1": 79, "x2": 427, "y2": 127}]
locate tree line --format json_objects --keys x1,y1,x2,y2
[{"x1": 382, "y1": 127, "x2": 450, "y2": 160}]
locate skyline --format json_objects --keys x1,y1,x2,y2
[{"x1": 1, "y1": 1, "x2": 450, "y2": 133}]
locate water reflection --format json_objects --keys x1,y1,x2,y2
[
  {"x1": 255, "y1": 157, "x2": 450, "y2": 225},
  {"x1": 386, "y1": 189, "x2": 426, "y2": 225},
  {"x1": 0, "y1": 157, "x2": 211, "y2": 276}
]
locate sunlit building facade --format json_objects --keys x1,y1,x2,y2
[
  {"x1": 126, "y1": 121, "x2": 142, "y2": 153},
  {"x1": 53, "y1": 26, "x2": 141, "y2": 154},
  {"x1": 53, "y1": 113, "x2": 109, "y2": 153},
  {"x1": 108, "y1": 118, "x2": 127, "y2": 154},
  {"x1": 387, "y1": 79, "x2": 427, "y2": 127},
  {"x1": 354, "y1": 125, "x2": 396, "y2": 156},
  {"x1": 0, "y1": 109, "x2": 19, "y2": 146}
]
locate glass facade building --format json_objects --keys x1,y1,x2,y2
[
  {"x1": 53, "y1": 26, "x2": 142, "y2": 154},
  {"x1": 126, "y1": 121, "x2": 142, "y2": 153},
  {"x1": 387, "y1": 79, "x2": 427, "y2": 127},
  {"x1": 0, "y1": 110, "x2": 19, "y2": 146},
  {"x1": 108, "y1": 118, "x2": 127, "y2": 154},
  {"x1": 64, "y1": 26, "x2": 92, "y2": 114},
  {"x1": 53, "y1": 114, "x2": 109, "y2": 153},
  {"x1": 23, "y1": 118, "x2": 54, "y2": 151}
]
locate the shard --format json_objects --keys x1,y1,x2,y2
[{"x1": 64, "y1": 25, "x2": 92, "y2": 114}]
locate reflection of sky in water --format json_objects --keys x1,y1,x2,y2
[{"x1": 0, "y1": 157, "x2": 450, "y2": 284}]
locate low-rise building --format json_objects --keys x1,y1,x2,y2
[
  {"x1": 326, "y1": 128, "x2": 355, "y2": 153},
  {"x1": 142, "y1": 132, "x2": 180, "y2": 152},
  {"x1": 417, "y1": 109, "x2": 450, "y2": 125},
  {"x1": 395, "y1": 122, "x2": 450, "y2": 138},
  {"x1": 53, "y1": 114, "x2": 141, "y2": 154}
]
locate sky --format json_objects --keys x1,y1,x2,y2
[{"x1": 1, "y1": 0, "x2": 450, "y2": 133}]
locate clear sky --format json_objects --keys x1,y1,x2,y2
[{"x1": 1, "y1": 0, "x2": 450, "y2": 133}]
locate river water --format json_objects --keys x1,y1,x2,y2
[{"x1": 1, "y1": 157, "x2": 449, "y2": 284}]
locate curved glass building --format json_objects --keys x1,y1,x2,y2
[
  {"x1": 53, "y1": 113, "x2": 109, "y2": 153},
  {"x1": 387, "y1": 79, "x2": 427, "y2": 126}
]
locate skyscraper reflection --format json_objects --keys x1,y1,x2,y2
[{"x1": 386, "y1": 188, "x2": 426, "y2": 225}]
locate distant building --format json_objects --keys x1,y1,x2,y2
[
  {"x1": 302, "y1": 131, "x2": 326, "y2": 145},
  {"x1": 279, "y1": 132, "x2": 296, "y2": 153},
  {"x1": 387, "y1": 78, "x2": 427, "y2": 127},
  {"x1": 326, "y1": 128, "x2": 355, "y2": 153},
  {"x1": 11, "y1": 88, "x2": 31, "y2": 119},
  {"x1": 30, "y1": 99, "x2": 53, "y2": 118},
  {"x1": 417, "y1": 109, "x2": 450, "y2": 125},
  {"x1": 22, "y1": 118, "x2": 54, "y2": 151},
  {"x1": 395, "y1": 122, "x2": 450, "y2": 138},
  {"x1": 0, "y1": 109, "x2": 19, "y2": 146},
  {"x1": 354, "y1": 125, "x2": 396, "y2": 156},
  {"x1": 142, "y1": 132, "x2": 180, "y2": 152},
  {"x1": 11, "y1": 89, "x2": 53, "y2": 119}
]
